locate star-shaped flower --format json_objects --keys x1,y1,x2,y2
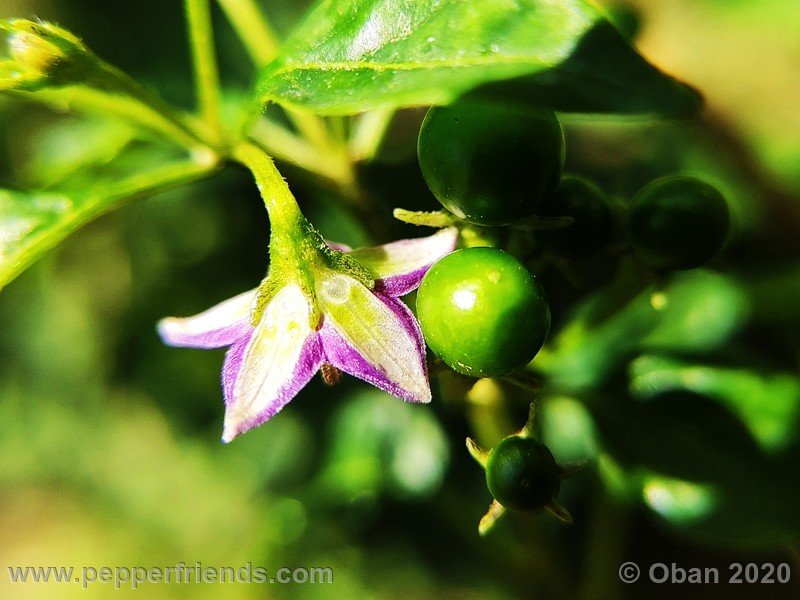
[{"x1": 158, "y1": 227, "x2": 457, "y2": 442}]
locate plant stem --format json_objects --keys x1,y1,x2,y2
[
  {"x1": 213, "y1": 1, "x2": 384, "y2": 225},
  {"x1": 290, "y1": 112, "x2": 337, "y2": 155},
  {"x1": 186, "y1": 0, "x2": 224, "y2": 145},
  {"x1": 349, "y1": 108, "x2": 395, "y2": 161},
  {"x1": 232, "y1": 141, "x2": 307, "y2": 236},
  {"x1": 216, "y1": 0, "x2": 279, "y2": 64},
  {"x1": 247, "y1": 122, "x2": 388, "y2": 237},
  {"x1": 327, "y1": 115, "x2": 348, "y2": 145},
  {"x1": 232, "y1": 141, "x2": 331, "y2": 313},
  {"x1": 11, "y1": 84, "x2": 207, "y2": 152},
  {"x1": 215, "y1": 0, "x2": 336, "y2": 158},
  {"x1": 248, "y1": 118, "x2": 351, "y2": 184}
]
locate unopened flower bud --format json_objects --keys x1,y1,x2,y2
[{"x1": 9, "y1": 29, "x2": 64, "y2": 74}]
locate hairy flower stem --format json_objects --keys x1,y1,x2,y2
[
  {"x1": 232, "y1": 142, "x2": 333, "y2": 321},
  {"x1": 232, "y1": 142, "x2": 323, "y2": 253}
]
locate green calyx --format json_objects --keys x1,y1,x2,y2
[{"x1": 466, "y1": 403, "x2": 587, "y2": 533}]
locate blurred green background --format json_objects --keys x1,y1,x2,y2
[{"x1": 1, "y1": 0, "x2": 800, "y2": 598}]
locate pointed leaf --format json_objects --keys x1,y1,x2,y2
[
  {"x1": 629, "y1": 355, "x2": 800, "y2": 453},
  {"x1": 258, "y1": 0, "x2": 700, "y2": 115},
  {"x1": 537, "y1": 269, "x2": 748, "y2": 392},
  {"x1": 0, "y1": 156, "x2": 214, "y2": 291},
  {"x1": 392, "y1": 208, "x2": 455, "y2": 228},
  {"x1": 478, "y1": 500, "x2": 506, "y2": 536},
  {"x1": 544, "y1": 500, "x2": 574, "y2": 524},
  {"x1": 466, "y1": 437, "x2": 489, "y2": 467}
]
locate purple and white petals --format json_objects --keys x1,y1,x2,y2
[
  {"x1": 157, "y1": 288, "x2": 257, "y2": 349},
  {"x1": 222, "y1": 284, "x2": 319, "y2": 443},
  {"x1": 159, "y1": 228, "x2": 457, "y2": 441},
  {"x1": 346, "y1": 227, "x2": 457, "y2": 297},
  {"x1": 221, "y1": 330, "x2": 253, "y2": 406},
  {"x1": 317, "y1": 272, "x2": 431, "y2": 404}
]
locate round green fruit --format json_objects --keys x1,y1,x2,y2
[
  {"x1": 417, "y1": 100, "x2": 565, "y2": 226},
  {"x1": 416, "y1": 247, "x2": 550, "y2": 377},
  {"x1": 537, "y1": 176, "x2": 614, "y2": 258},
  {"x1": 627, "y1": 176, "x2": 730, "y2": 270},
  {"x1": 486, "y1": 436, "x2": 561, "y2": 511}
]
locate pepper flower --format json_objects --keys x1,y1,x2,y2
[{"x1": 158, "y1": 225, "x2": 457, "y2": 442}]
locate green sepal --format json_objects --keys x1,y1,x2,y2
[
  {"x1": 324, "y1": 248, "x2": 376, "y2": 290},
  {"x1": 393, "y1": 208, "x2": 455, "y2": 228},
  {"x1": 250, "y1": 274, "x2": 282, "y2": 326},
  {"x1": 253, "y1": 210, "x2": 375, "y2": 329}
]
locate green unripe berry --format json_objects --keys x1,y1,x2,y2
[
  {"x1": 627, "y1": 176, "x2": 730, "y2": 271},
  {"x1": 418, "y1": 100, "x2": 565, "y2": 226},
  {"x1": 416, "y1": 248, "x2": 550, "y2": 377},
  {"x1": 486, "y1": 436, "x2": 561, "y2": 511}
]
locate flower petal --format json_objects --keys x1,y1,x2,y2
[
  {"x1": 221, "y1": 328, "x2": 253, "y2": 405},
  {"x1": 157, "y1": 289, "x2": 257, "y2": 349},
  {"x1": 345, "y1": 227, "x2": 458, "y2": 297},
  {"x1": 222, "y1": 284, "x2": 322, "y2": 443},
  {"x1": 317, "y1": 273, "x2": 430, "y2": 403}
]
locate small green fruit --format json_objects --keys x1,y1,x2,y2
[
  {"x1": 416, "y1": 247, "x2": 550, "y2": 377},
  {"x1": 418, "y1": 100, "x2": 564, "y2": 226},
  {"x1": 485, "y1": 436, "x2": 561, "y2": 511},
  {"x1": 627, "y1": 176, "x2": 730, "y2": 270}
]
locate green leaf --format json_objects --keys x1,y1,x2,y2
[
  {"x1": 258, "y1": 0, "x2": 700, "y2": 115},
  {"x1": 14, "y1": 116, "x2": 138, "y2": 189},
  {"x1": 0, "y1": 153, "x2": 215, "y2": 291},
  {"x1": 629, "y1": 355, "x2": 800, "y2": 453},
  {"x1": 536, "y1": 267, "x2": 748, "y2": 391},
  {"x1": 591, "y1": 392, "x2": 800, "y2": 549}
]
